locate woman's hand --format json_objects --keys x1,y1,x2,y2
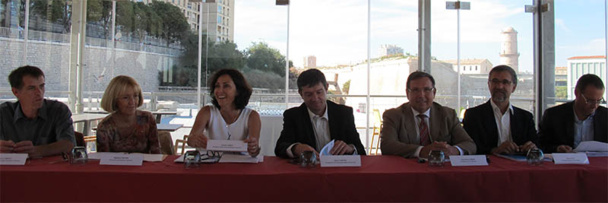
[
  {"x1": 187, "y1": 133, "x2": 208, "y2": 148},
  {"x1": 244, "y1": 137, "x2": 260, "y2": 157}
]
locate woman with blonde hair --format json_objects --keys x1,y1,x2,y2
[
  {"x1": 97, "y1": 75, "x2": 161, "y2": 154},
  {"x1": 188, "y1": 69, "x2": 261, "y2": 156}
]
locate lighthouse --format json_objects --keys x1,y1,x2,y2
[{"x1": 499, "y1": 27, "x2": 520, "y2": 73}]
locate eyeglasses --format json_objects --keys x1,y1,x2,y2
[
  {"x1": 407, "y1": 87, "x2": 435, "y2": 94},
  {"x1": 489, "y1": 79, "x2": 513, "y2": 86},
  {"x1": 201, "y1": 150, "x2": 222, "y2": 161},
  {"x1": 580, "y1": 94, "x2": 605, "y2": 105}
]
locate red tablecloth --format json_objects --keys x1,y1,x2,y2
[{"x1": 1, "y1": 155, "x2": 606, "y2": 202}]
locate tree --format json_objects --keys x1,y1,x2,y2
[
  {"x1": 150, "y1": 1, "x2": 189, "y2": 46},
  {"x1": 245, "y1": 42, "x2": 288, "y2": 76},
  {"x1": 207, "y1": 41, "x2": 246, "y2": 75},
  {"x1": 29, "y1": 0, "x2": 72, "y2": 33}
]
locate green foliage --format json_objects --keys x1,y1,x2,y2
[
  {"x1": 29, "y1": 0, "x2": 72, "y2": 32},
  {"x1": 245, "y1": 42, "x2": 286, "y2": 76},
  {"x1": 207, "y1": 41, "x2": 246, "y2": 75},
  {"x1": 555, "y1": 86, "x2": 567, "y2": 99},
  {"x1": 343, "y1": 80, "x2": 351, "y2": 94},
  {"x1": 150, "y1": 1, "x2": 189, "y2": 46}
]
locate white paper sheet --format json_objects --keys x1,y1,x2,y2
[
  {"x1": 0, "y1": 153, "x2": 28, "y2": 165},
  {"x1": 207, "y1": 140, "x2": 248, "y2": 152},
  {"x1": 574, "y1": 141, "x2": 608, "y2": 152},
  {"x1": 89, "y1": 152, "x2": 166, "y2": 162},
  {"x1": 99, "y1": 153, "x2": 144, "y2": 166}
]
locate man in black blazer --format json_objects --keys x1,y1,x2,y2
[
  {"x1": 539, "y1": 74, "x2": 607, "y2": 153},
  {"x1": 274, "y1": 69, "x2": 365, "y2": 159},
  {"x1": 463, "y1": 65, "x2": 537, "y2": 154}
]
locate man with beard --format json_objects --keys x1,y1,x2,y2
[
  {"x1": 274, "y1": 68, "x2": 365, "y2": 159},
  {"x1": 462, "y1": 65, "x2": 537, "y2": 155},
  {"x1": 381, "y1": 71, "x2": 476, "y2": 158},
  {"x1": 0, "y1": 66, "x2": 75, "y2": 158},
  {"x1": 539, "y1": 74, "x2": 606, "y2": 153}
]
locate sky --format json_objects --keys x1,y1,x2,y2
[{"x1": 233, "y1": 0, "x2": 607, "y2": 73}]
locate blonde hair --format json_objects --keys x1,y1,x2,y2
[{"x1": 100, "y1": 75, "x2": 144, "y2": 112}]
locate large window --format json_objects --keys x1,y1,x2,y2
[{"x1": 1, "y1": 0, "x2": 606, "y2": 156}]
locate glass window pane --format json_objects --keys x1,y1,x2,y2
[
  {"x1": 432, "y1": 0, "x2": 534, "y2": 118},
  {"x1": 554, "y1": 0, "x2": 607, "y2": 106}
]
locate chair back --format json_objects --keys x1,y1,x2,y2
[
  {"x1": 158, "y1": 131, "x2": 175, "y2": 155},
  {"x1": 174, "y1": 135, "x2": 189, "y2": 155},
  {"x1": 74, "y1": 131, "x2": 85, "y2": 147}
]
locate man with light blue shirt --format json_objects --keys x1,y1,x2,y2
[
  {"x1": 381, "y1": 71, "x2": 476, "y2": 158},
  {"x1": 539, "y1": 74, "x2": 607, "y2": 153}
]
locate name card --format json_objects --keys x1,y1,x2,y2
[
  {"x1": 207, "y1": 140, "x2": 247, "y2": 152},
  {"x1": 0, "y1": 153, "x2": 28, "y2": 165},
  {"x1": 553, "y1": 153, "x2": 589, "y2": 164},
  {"x1": 320, "y1": 155, "x2": 361, "y2": 167},
  {"x1": 449, "y1": 155, "x2": 489, "y2": 166},
  {"x1": 99, "y1": 153, "x2": 144, "y2": 166}
]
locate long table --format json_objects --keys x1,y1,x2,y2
[{"x1": 1, "y1": 155, "x2": 606, "y2": 202}]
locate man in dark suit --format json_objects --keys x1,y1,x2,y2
[
  {"x1": 539, "y1": 74, "x2": 607, "y2": 153},
  {"x1": 274, "y1": 69, "x2": 365, "y2": 159},
  {"x1": 381, "y1": 71, "x2": 476, "y2": 158},
  {"x1": 463, "y1": 65, "x2": 537, "y2": 155}
]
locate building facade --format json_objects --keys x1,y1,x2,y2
[
  {"x1": 566, "y1": 56, "x2": 607, "y2": 100},
  {"x1": 303, "y1": 55, "x2": 317, "y2": 68},
  {"x1": 379, "y1": 44, "x2": 404, "y2": 57},
  {"x1": 444, "y1": 59, "x2": 493, "y2": 75}
]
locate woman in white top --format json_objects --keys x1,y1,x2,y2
[{"x1": 187, "y1": 69, "x2": 261, "y2": 156}]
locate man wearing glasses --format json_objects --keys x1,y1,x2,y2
[
  {"x1": 539, "y1": 74, "x2": 607, "y2": 153},
  {"x1": 381, "y1": 71, "x2": 476, "y2": 158},
  {"x1": 462, "y1": 65, "x2": 538, "y2": 155}
]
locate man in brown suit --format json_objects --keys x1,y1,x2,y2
[{"x1": 380, "y1": 71, "x2": 476, "y2": 158}]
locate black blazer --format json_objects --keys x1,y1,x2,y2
[
  {"x1": 274, "y1": 100, "x2": 366, "y2": 158},
  {"x1": 463, "y1": 100, "x2": 538, "y2": 154},
  {"x1": 539, "y1": 102, "x2": 608, "y2": 153}
]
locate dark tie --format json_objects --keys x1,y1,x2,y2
[{"x1": 418, "y1": 114, "x2": 430, "y2": 146}]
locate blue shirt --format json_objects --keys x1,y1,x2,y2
[
  {"x1": 573, "y1": 109, "x2": 595, "y2": 148},
  {"x1": 0, "y1": 99, "x2": 75, "y2": 145}
]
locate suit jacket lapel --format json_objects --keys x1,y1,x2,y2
[
  {"x1": 299, "y1": 103, "x2": 317, "y2": 149},
  {"x1": 327, "y1": 101, "x2": 340, "y2": 141},
  {"x1": 484, "y1": 101, "x2": 500, "y2": 145},
  {"x1": 565, "y1": 102, "x2": 575, "y2": 145},
  {"x1": 429, "y1": 103, "x2": 441, "y2": 142},
  {"x1": 402, "y1": 103, "x2": 418, "y2": 144}
]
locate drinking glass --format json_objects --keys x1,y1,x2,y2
[
  {"x1": 428, "y1": 150, "x2": 445, "y2": 167},
  {"x1": 526, "y1": 148, "x2": 544, "y2": 166},
  {"x1": 300, "y1": 150, "x2": 317, "y2": 168},
  {"x1": 184, "y1": 150, "x2": 201, "y2": 168},
  {"x1": 64, "y1": 146, "x2": 88, "y2": 164}
]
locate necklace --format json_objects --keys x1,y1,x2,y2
[{"x1": 222, "y1": 109, "x2": 241, "y2": 140}]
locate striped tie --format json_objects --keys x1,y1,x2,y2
[{"x1": 418, "y1": 114, "x2": 430, "y2": 146}]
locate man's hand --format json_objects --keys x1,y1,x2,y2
[
  {"x1": 330, "y1": 140, "x2": 355, "y2": 155},
  {"x1": 292, "y1": 144, "x2": 319, "y2": 159},
  {"x1": 0, "y1": 140, "x2": 16, "y2": 153},
  {"x1": 492, "y1": 141, "x2": 520, "y2": 154},
  {"x1": 519, "y1": 141, "x2": 537, "y2": 153},
  {"x1": 557, "y1": 145, "x2": 573, "y2": 153},
  {"x1": 13, "y1": 141, "x2": 35, "y2": 154},
  {"x1": 419, "y1": 142, "x2": 459, "y2": 158}
]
